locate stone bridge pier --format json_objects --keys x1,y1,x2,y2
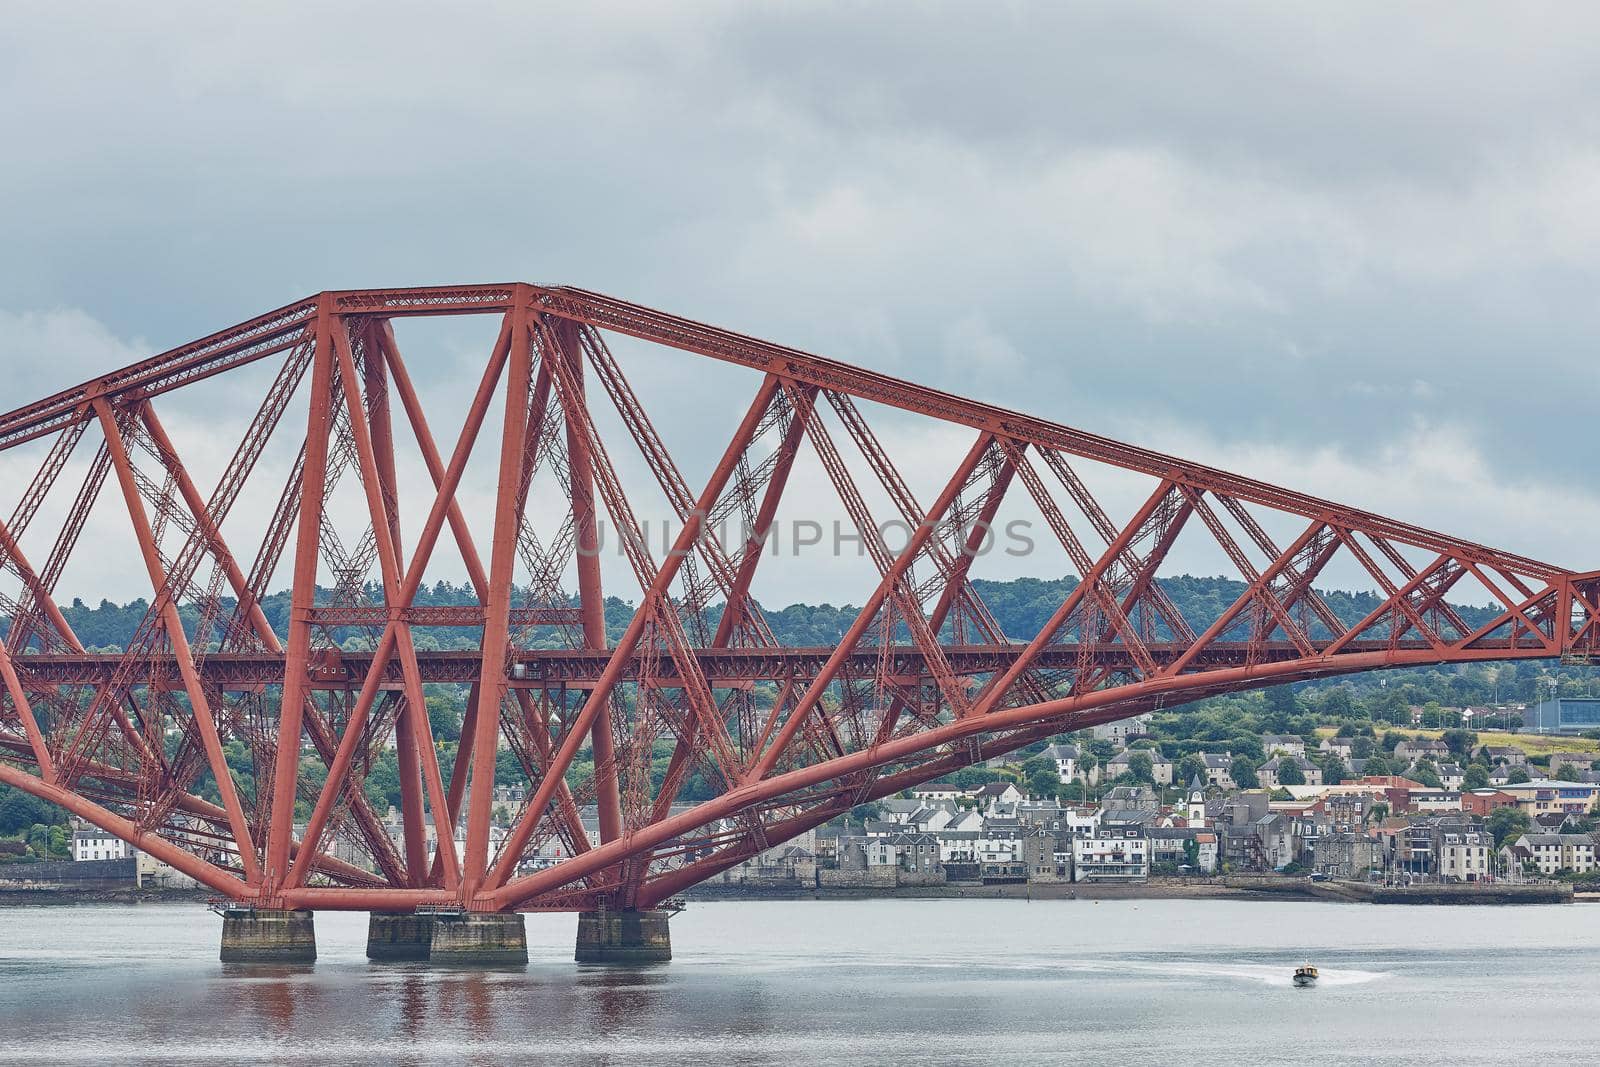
[
  {"x1": 575, "y1": 907, "x2": 673, "y2": 963},
  {"x1": 220, "y1": 905, "x2": 674, "y2": 965},
  {"x1": 218, "y1": 906, "x2": 317, "y2": 963}
]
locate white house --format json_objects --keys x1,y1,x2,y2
[
  {"x1": 1513, "y1": 833, "x2": 1597, "y2": 875},
  {"x1": 976, "y1": 831, "x2": 1024, "y2": 865},
  {"x1": 945, "y1": 808, "x2": 984, "y2": 833},
  {"x1": 1039, "y1": 743, "x2": 1080, "y2": 784},
  {"x1": 878, "y1": 798, "x2": 927, "y2": 824},
  {"x1": 934, "y1": 829, "x2": 980, "y2": 863},
  {"x1": 1437, "y1": 830, "x2": 1492, "y2": 882},
  {"x1": 72, "y1": 828, "x2": 131, "y2": 862},
  {"x1": 1071, "y1": 827, "x2": 1148, "y2": 882},
  {"x1": 1061, "y1": 809, "x2": 1101, "y2": 838},
  {"x1": 972, "y1": 781, "x2": 1025, "y2": 810}
]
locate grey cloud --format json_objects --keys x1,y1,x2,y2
[{"x1": 2, "y1": 1, "x2": 1597, "y2": 599}]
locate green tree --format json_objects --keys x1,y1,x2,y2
[
  {"x1": 495, "y1": 746, "x2": 527, "y2": 785},
  {"x1": 0, "y1": 791, "x2": 42, "y2": 835},
  {"x1": 1411, "y1": 760, "x2": 1442, "y2": 789},
  {"x1": 1321, "y1": 688, "x2": 1355, "y2": 720},
  {"x1": 1263, "y1": 686, "x2": 1299, "y2": 726},
  {"x1": 1463, "y1": 764, "x2": 1490, "y2": 790},
  {"x1": 1554, "y1": 763, "x2": 1581, "y2": 783},
  {"x1": 1507, "y1": 767, "x2": 1531, "y2": 785},
  {"x1": 1020, "y1": 755, "x2": 1055, "y2": 781},
  {"x1": 1364, "y1": 754, "x2": 1391, "y2": 777},
  {"x1": 1440, "y1": 728, "x2": 1477, "y2": 757},
  {"x1": 0, "y1": 787, "x2": 65, "y2": 835},
  {"x1": 1486, "y1": 806, "x2": 1530, "y2": 847},
  {"x1": 1028, "y1": 766, "x2": 1062, "y2": 797},
  {"x1": 1177, "y1": 754, "x2": 1206, "y2": 787},
  {"x1": 1230, "y1": 758, "x2": 1260, "y2": 789},
  {"x1": 1367, "y1": 688, "x2": 1409, "y2": 726},
  {"x1": 1321, "y1": 755, "x2": 1348, "y2": 786},
  {"x1": 426, "y1": 694, "x2": 463, "y2": 744},
  {"x1": 952, "y1": 767, "x2": 1001, "y2": 790},
  {"x1": 1126, "y1": 752, "x2": 1154, "y2": 784},
  {"x1": 1277, "y1": 759, "x2": 1306, "y2": 787},
  {"x1": 363, "y1": 752, "x2": 403, "y2": 811}
]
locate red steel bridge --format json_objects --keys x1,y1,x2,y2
[{"x1": 0, "y1": 284, "x2": 1595, "y2": 923}]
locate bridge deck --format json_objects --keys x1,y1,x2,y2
[{"x1": 10, "y1": 639, "x2": 1529, "y2": 688}]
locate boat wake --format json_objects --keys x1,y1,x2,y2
[
  {"x1": 948, "y1": 957, "x2": 1391, "y2": 988},
  {"x1": 1113, "y1": 960, "x2": 1389, "y2": 988}
]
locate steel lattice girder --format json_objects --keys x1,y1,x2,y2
[{"x1": 0, "y1": 283, "x2": 1593, "y2": 913}]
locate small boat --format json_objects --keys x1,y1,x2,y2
[{"x1": 1293, "y1": 963, "x2": 1319, "y2": 987}]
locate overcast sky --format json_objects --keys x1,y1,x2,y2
[{"x1": 2, "y1": 3, "x2": 1597, "y2": 608}]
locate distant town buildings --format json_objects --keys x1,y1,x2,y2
[
  {"x1": 1508, "y1": 834, "x2": 1597, "y2": 876},
  {"x1": 49, "y1": 708, "x2": 1596, "y2": 899}
]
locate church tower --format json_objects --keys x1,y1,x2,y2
[{"x1": 1186, "y1": 773, "x2": 1206, "y2": 824}]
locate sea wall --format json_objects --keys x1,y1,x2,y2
[
  {"x1": 1359, "y1": 883, "x2": 1571, "y2": 905},
  {"x1": 0, "y1": 858, "x2": 136, "y2": 890},
  {"x1": 818, "y1": 867, "x2": 898, "y2": 889}
]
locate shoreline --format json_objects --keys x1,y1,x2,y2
[
  {"x1": 689, "y1": 881, "x2": 1258, "y2": 902},
  {"x1": 0, "y1": 880, "x2": 1578, "y2": 908},
  {"x1": 682, "y1": 878, "x2": 1576, "y2": 905},
  {"x1": 0, "y1": 886, "x2": 213, "y2": 907}
]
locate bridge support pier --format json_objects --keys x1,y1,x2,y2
[
  {"x1": 427, "y1": 911, "x2": 527, "y2": 965},
  {"x1": 575, "y1": 908, "x2": 672, "y2": 964},
  {"x1": 219, "y1": 907, "x2": 316, "y2": 963},
  {"x1": 366, "y1": 911, "x2": 433, "y2": 961}
]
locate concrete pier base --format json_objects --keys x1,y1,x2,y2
[
  {"x1": 575, "y1": 908, "x2": 672, "y2": 964},
  {"x1": 219, "y1": 908, "x2": 317, "y2": 963},
  {"x1": 427, "y1": 911, "x2": 528, "y2": 965},
  {"x1": 366, "y1": 911, "x2": 433, "y2": 961}
]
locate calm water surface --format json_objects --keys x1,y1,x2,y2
[{"x1": 0, "y1": 898, "x2": 1594, "y2": 1065}]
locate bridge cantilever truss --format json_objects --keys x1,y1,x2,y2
[{"x1": 0, "y1": 283, "x2": 1593, "y2": 913}]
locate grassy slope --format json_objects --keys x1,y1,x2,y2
[{"x1": 1316, "y1": 725, "x2": 1599, "y2": 757}]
